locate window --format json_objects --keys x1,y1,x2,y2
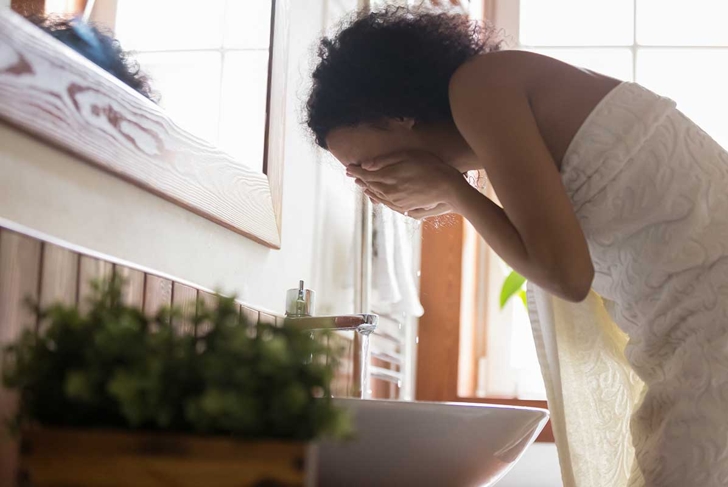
[
  {"x1": 113, "y1": 0, "x2": 273, "y2": 172},
  {"x1": 519, "y1": 0, "x2": 728, "y2": 147}
]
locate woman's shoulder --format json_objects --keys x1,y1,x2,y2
[
  {"x1": 450, "y1": 50, "x2": 554, "y2": 89},
  {"x1": 448, "y1": 50, "x2": 544, "y2": 118}
]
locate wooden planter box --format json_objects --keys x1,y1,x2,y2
[{"x1": 18, "y1": 428, "x2": 317, "y2": 487}]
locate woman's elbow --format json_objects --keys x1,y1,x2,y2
[{"x1": 556, "y1": 262, "x2": 594, "y2": 302}]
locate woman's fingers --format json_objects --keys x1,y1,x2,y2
[
  {"x1": 356, "y1": 180, "x2": 392, "y2": 200},
  {"x1": 366, "y1": 181, "x2": 397, "y2": 196},
  {"x1": 363, "y1": 189, "x2": 406, "y2": 214},
  {"x1": 361, "y1": 182, "x2": 387, "y2": 200},
  {"x1": 347, "y1": 165, "x2": 395, "y2": 183},
  {"x1": 406, "y1": 204, "x2": 451, "y2": 220},
  {"x1": 361, "y1": 152, "x2": 407, "y2": 171},
  {"x1": 363, "y1": 189, "x2": 385, "y2": 205}
]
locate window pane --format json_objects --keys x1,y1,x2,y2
[
  {"x1": 224, "y1": 0, "x2": 273, "y2": 49},
  {"x1": 637, "y1": 0, "x2": 728, "y2": 46},
  {"x1": 218, "y1": 51, "x2": 269, "y2": 172},
  {"x1": 136, "y1": 52, "x2": 222, "y2": 144},
  {"x1": 637, "y1": 49, "x2": 728, "y2": 147},
  {"x1": 115, "y1": 0, "x2": 226, "y2": 51},
  {"x1": 477, "y1": 257, "x2": 545, "y2": 400},
  {"x1": 520, "y1": 0, "x2": 634, "y2": 46},
  {"x1": 530, "y1": 48, "x2": 633, "y2": 81}
]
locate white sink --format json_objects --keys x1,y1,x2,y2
[{"x1": 317, "y1": 399, "x2": 549, "y2": 487}]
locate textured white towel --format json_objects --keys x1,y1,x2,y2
[{"x1": 529, "y1": 82, "x2": 728, "y2": 487}]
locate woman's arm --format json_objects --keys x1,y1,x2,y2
[{"x1": 448, "y1": 54, "x2": 593, "y2": 302}]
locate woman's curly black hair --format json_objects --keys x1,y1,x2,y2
[
  {"x1": 306, "y1": 7, "x2": 502, "y2": 149},
  {"x1": 27, "y1": 15, "x2": 157, "y2": 101}
]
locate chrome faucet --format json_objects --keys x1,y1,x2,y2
[
  {"x1": 283, "y1": 280, "x2": 378, "y2": 335},
  {"x1": 283, "y1": 280, "x2": 378, "y2": 399}
]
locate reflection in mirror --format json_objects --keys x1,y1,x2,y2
[
  {"x1": 24, "y1": 14, "x2": 157, "y2": 100},
  {"x1": 109, "y1": 0, "x2": 274, "y2": 173}
]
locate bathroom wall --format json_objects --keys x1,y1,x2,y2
[{"x1": 0, "y1": 0, "x2": 362, "y2": 315}]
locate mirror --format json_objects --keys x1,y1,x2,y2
[
  {"x1": 2, "y1": 0, "x2": 288, "y2": 247},
  {"x1": 42, "y1": 0, "x2": 275, "y2": 174},
  {"x1": 112, "y1": 0, "x2": 273, "y2": 173}
]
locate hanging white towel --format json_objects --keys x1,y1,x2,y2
[{"x1": 372, "y1": 208, "x2": 424, "y2": 317}]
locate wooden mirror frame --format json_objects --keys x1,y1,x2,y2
[{"x1": 0, "y1": 1, "x2": 289, "y2": 248}]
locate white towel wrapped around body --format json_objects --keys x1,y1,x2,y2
[{"x1": 529, "y1": 82, "x2": 728, "y2": 487}]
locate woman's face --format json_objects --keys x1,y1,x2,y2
[
  {"x1": 325, "y1": 120, "x2": 425, "y2": 168},
  {"x1": 325, "y1": 119, "x2": 478, "y2": 173}
]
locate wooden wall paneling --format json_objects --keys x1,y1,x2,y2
[
  {"x1": 0, "y1": 229, "x2": 42, "y2": 487},
  {"x1": 197, "y1": 291, "x2": 218, "y2": 336},
  {"x1": 114, "y1": 265, "x2": 145, "y2": 308},
  {"x1": 258, "y1": 312, "x2": 276, "y2": 328},
  {"x1": 241, "y1": 305, "x2": 259, "y2": 338},
  {"x1": 77, "y1": 255, "x2": 113, "y2": 314},
  {"x1": 38, "y1": 243, "x2": 78, "y2": 331},
  {"x1": 0, "y1": 230, "x2": 43, "y2": 337},
  {"x1": 39, "y1": 244, "x2": 78, "y2": 307},
  {"x1": 143, "y1": 275, "x2": 172, "y2": 321},
  {"x1": 171, "y1": 283, "x2": 197, "y2": 336},
  {"x1": 197, "y1": 291, "x2": 217, "y2": 310}
]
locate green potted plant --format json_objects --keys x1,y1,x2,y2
[{"x1": 2, "y1": 275, "x2": 350, "y2": 487}]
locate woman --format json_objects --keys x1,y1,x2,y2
[{"x1": 306, "y1": 7, "x2": 728, "y2": 487}]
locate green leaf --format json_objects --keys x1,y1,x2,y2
[
  {"x1": 500, "y1": 270, "x2": 526, "y2": 309},
  {"x1": 518, "y1": 289, "x2": 528, "y2": 310}
]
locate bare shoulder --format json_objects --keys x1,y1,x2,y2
[
  {"x1": 447, "y1": 51, "x2": 550, "y2": 122},
  {"x1": 449, "y1": 50, "x2": 552, "y2": 93},
  {"x1": 448, "y1": 51, "x2": 544, "y2": 129},
  {"x1": 450, "y1": 50, "x2": 622, "y2": 165}
]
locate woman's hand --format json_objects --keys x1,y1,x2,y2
[{"x1": 346, "y1": 150, "x2": 469, "y2": 219}]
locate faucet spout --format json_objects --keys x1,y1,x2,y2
[{"x1": 283, "y1": 313, "x2": 378, "y2": 335}]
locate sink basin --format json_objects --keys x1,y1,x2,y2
[{"x1": 317, "y1": 399, "x2": 549, "y2": 487}]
